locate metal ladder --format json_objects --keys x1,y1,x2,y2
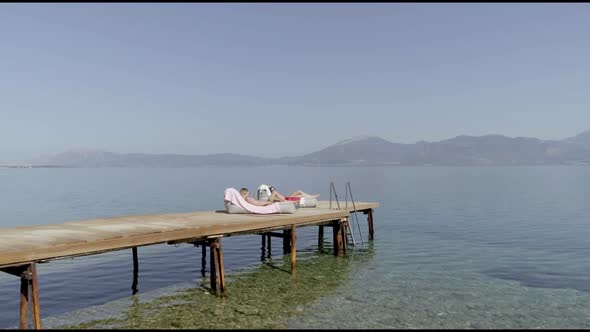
[{"x1": 329, "y1": 181, "x2": 364, "y2": 246}]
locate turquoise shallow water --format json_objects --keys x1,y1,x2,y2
[{"x1": 1, "y1": 166, "x2": 589, "y2": 328}]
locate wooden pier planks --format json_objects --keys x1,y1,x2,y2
[
  {"x1": 0, "y1": 201, "x2": 378, "y2": 329},
  {"x1": 0, "y1": 201, "x2": 377, "y2": 269}
]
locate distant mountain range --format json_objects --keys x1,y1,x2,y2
[{"x1": 27, "y1": 130, "x2": 590, "y2": 167}]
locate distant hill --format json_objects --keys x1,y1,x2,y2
[
  {"x1": 32, "y1": 149, "x2": 271, "y2": 167},
  {"x1": 32, "y1": 130, "x2": 590, "y2": 167},
  {"x1": 564, "y1": 130, "x2": 590, "y2": 148},
  {"x1": 278, "y1": 136, "x2": 411, "y2": 166},
  {"x1": 284, "y1": 133, "x2": 590, "y2": 166}
]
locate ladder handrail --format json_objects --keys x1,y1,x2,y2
[
  {"x1": 331, "y1": 181, "x2": 357, "y2": 246},
  {"x1": 345, "y1": 183, "x2": 348, "y2": 210},
  {"x1": 347, "y1": 181, "x2": 364, "y2": 245},
  {"x1": 330, "y1": 182, "x2": 340, "y2": 210}
]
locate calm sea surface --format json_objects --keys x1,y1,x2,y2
[{"x1": 1, "y1": 166, "x2": 590, "y2": 328}]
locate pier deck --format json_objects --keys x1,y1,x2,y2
[{"x1": 0, "y1": 200, "x2": 378, "y2": 329}]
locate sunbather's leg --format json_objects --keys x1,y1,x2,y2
[
  {"x1": 270, "y1": 191, "x2": 287, "y2": 202},
  {"x1": 291, "y1": 190, "x2": 320, "y2": 198}
]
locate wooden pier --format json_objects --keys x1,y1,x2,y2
[{"x1": 0, "y1": 201, "x2": 378, "y2": 329}]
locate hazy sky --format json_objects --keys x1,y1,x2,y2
[{"x1": 2, "y1": 3, "x2": 590, "y2": 163}]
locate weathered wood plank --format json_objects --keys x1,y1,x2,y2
[
  {"x1": 262, "y1": 232, "x2": 286, "y2": 238},
  {"x1": 0, "y1": 207, "x2": 353, "y2": 268}
]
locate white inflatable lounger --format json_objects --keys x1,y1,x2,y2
[
  {"x1": 297, "y1": 197, "x2": 317, "y2": 208},
  {"x1": 223, "y1": 187, "x2": 295, "y2": 214},
  {"x1": 225, "y1": 201, "x2": 295, "y2": 214}
]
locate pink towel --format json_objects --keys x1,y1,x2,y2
[{"x1": 224, "y1": 188, "x2": 281, "y2": 214}]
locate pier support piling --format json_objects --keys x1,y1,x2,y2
[
  {"x1": 341, "y1": 218, "x2": 349, "y2": 254},
  {"x1": 282, "y1": 229, "x2": 292, "y2": 254},
  {"x1": 208, "y1": 237, "x2": 225, "y2": 293},
  {"x1": 367, "y1": 209, "x2": 375, "y2": 240},
  {"x1": 30, "y1": 264, "x2": 41, "y2": 330},
  {"x1": 333, "y1": 219, "x2": 343, "y2": 256},
  {"x1": 131, "y1": 247, "x2": 138, "y2": 295},
  {"x1": 19, "y1": 270, "x2": 28, "y2": 329},
  {"x1": 267, "y1": 234, "x2": 271, "y2": 259},
  {"x1": 261, "y1": 235, "x2": 267, "y2": 261},
  {"x1": 318, "y1": 226, "x2": 324, "y2": 249},
  {"x1": 2, "y1": 263, "x2": 43, "y2": 330},
  {"x1": 291, "y1": 225, "x2": 297, "y2": 272},
  {"x1": 366, "y1": 209, "x2": 375, "y2": 240},
  {"x1": 201, "y1": 242, "x2": 207, "y2": 277},
  {"x1": 217, "y1": 240, "x2": 226, "y2": 292}
]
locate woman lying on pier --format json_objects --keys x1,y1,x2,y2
[
  {"x1": 266, "y1": 186, "x2": 320, "y2": 202},
  {"x1": 239, "y1": 188, "x2": 274, "y2": 206}
]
